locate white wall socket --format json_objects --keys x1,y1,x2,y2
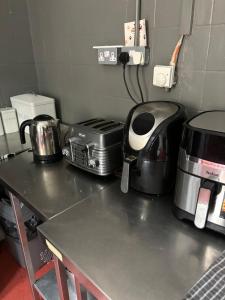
[{"x1": 153, "y1": 65, "x2": 175, "y2": 88}]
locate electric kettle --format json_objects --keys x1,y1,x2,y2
[{"x1": 19, "y1": 114, "x2": 62, "y2": 163}]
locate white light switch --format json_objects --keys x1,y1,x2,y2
[{"x1": 131, "y1": 51, "x2": 143, "y2": 65}]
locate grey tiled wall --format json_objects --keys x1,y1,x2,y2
[
  {"x1": 0, "y1": 0, "x2": 37, "y2": 107},
  {"x1": 27, "y1": 0, "x2": 225, "y2": 123}
]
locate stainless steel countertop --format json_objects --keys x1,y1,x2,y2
[
  {"x1": 0, "y1": 152, "x2": 115, "y2": 220},
  {"x1": 0, "y1": 132, "x2": 30, "y2": 155},
  {"x1": 39, "y1": 181, "x2": 225, "y2": 300}
]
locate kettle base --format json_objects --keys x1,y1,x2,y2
[{"x1": 33, "y1": 153, "x2": 62, "y2": 164}]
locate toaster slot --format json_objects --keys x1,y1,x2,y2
[
  {"x1": 83, "y1": 119, "x2": 105, "y2": 126},
  {"x1": 100, "y1": 123, "x2": 121, "y2": 131},
  {"x1": 93, "y1": 121, "x2": 114, "y2": 129},
  {"x1": 77, "y1": 118, "x2": 97, "y2": 125}
]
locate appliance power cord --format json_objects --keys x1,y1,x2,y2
[
  {"x1": 122, "y1": 65, "x2": 139, "y2": 105},
  {"x1": 136, "y1": 64, "x2": 144, "y2": 102},
  {"x1": 119, "y1": 51, "x2": 139, "y2": 105}
]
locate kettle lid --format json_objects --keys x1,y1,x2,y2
[{"x1": 33, "y1": 114, "x2": 54, "y2": 121}]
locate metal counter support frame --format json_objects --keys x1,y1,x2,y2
[
  {"x1": 9, "y1": 192, "x2": 70, "y2": 300},
  {"x1": 9, "y1": 192, "x2": 40, "y2": 299},
  {"x1": 53, "y1": 255, "x2": 70, "y2": 300},
  {"x1": 52, "y1": 254, "x2": 109, "y2": 300}
]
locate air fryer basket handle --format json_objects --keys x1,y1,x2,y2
[
  {"x1": 121, "y1": 156, "x2": 137, "y2": 193},
  {"x1": 194, "y1": 181, "x2": 215, "y2": 229},
  {"x1": 19, "y1": 119, "x2": 32, "y2": 144}
]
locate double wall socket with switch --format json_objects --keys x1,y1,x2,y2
[
  {"x1": 93, "y1": 45, "x2": 149, "y2": 66},
  {"x1": 153, "y1": 65, "x2": 175, "y2": 88}
]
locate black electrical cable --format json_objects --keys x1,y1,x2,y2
[
  {"x1": 122, "y1": 65, "x2": 139, "y2": 105},
  {"x1": 136, "y1": 65, "x2": 144, "y2": 102}
]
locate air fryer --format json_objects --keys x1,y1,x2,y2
[
  {"x1": 121, "y1": 101, "x2": 185, "y2": 195},
  {"x1": 174, "y1": 110, "x2": 225, "y2": 235}
]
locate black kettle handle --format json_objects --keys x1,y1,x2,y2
[
  {"x1": 121, "y1": 156, "x2": 137, "y2": 193},
  {"x1": 19, "y1": 119, "x2": 32, "y2": 144}
]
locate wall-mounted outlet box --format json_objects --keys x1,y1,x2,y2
[
  {"x1": 93, "y1": 46, "x2": 123, "y2": 65},
  {"x1": 153, "y1": 65, "x2": 175, "y2": 88},
  {"x1": 121, "y1": 46, "x2": 150, "y2": 65}
]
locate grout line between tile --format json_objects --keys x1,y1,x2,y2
[
  {"x1": 200, "y1": 0, "x2": 215, "y2": 109},
  {"x1": 153, "y1": 0, "x2": 157, "y2": 28}
]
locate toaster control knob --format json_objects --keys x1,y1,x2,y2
[
  {"x1": 89, "y1": 159, "x2": 99, "y2": 168},
  {"x1": 62, "y1": 148, "x2": 70, "y2": 157}
]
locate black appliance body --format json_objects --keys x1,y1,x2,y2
[
  {"x1": 121, "y1": 101, "x2": 185, "y2": 195},
  {"x1": 19, "y1": 115, "x2": 62, "y2": 164},
  {"x1": 174, "y1": 111, "x2": 225, "y2": 235}
]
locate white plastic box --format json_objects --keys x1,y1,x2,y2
[
  {"x1": 0, "y1": 107, "x2": 19, "y2": 134},
  {"x1": 10, "y1": 93, "x2": 56, "y2": 133}
]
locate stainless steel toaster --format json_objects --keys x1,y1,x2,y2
[{"x1": 62, "y1": 118, "x2": 124, "y2": 176}]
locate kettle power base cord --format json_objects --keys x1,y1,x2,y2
[{"x1": 0, "y1": 148, "x2": 31, "y2": 162}]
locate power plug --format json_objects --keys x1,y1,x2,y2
[{"x1": 119, "y1": 52, "x2": 130, "y2": 66}]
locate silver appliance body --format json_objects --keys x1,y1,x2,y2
[
  {"x1": 20, "y1": 115, "x2": 62, "y2": 163},
  {"x1": 63, "y1": 118, "x2": 124, "y2": 176},
  {"x1": 30, "y1": 120, "x2": 61, "y2": 156},
  {"x1": 174, "y1": 111, "x2": 225, "y2": 235}
]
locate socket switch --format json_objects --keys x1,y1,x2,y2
[{"x1": 121, "y1": 46, "x2": 150, "y2": 65}]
